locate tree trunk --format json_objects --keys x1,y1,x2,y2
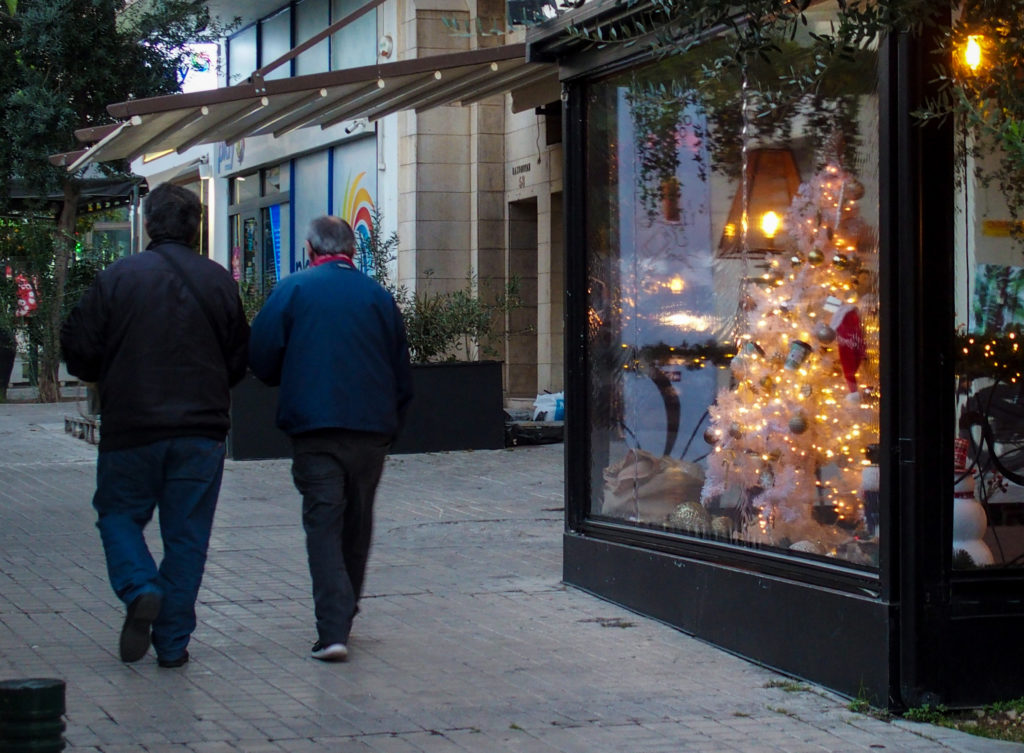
[{"x1": 36, "y1": 181, "x2": 79, "y2": 403}]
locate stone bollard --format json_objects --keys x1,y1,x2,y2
[{"x1": 0, "y1": 678, "x2": 66, "y2": 752}]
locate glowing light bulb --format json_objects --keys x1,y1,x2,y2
[
  {"x1": 760, "y1": 211, "x2": 781, "y2": 239},
  {"x1": 964, "y1": 35, "x2": 983, "y2": 71}
]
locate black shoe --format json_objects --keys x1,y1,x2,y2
[
  {"x1": 158, "y1": 650, "x2": 189, "y2": 669},
  {"x1": 310, "y1": 641, "x2": 348, "y2": 662},
  {"x1": 120, "y1": 592, "x2": 162, "y2": 663}
]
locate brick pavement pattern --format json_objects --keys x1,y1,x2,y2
[{"x1": 1, "y1": 402, "x2": 1019, "y2": 753}]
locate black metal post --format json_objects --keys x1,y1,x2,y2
[{"x1": 0, "y1": 678, "x2": 66, "y2": 752}]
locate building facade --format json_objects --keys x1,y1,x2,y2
[{"x1": 128, "y1": 0, "x2": 564, "y2": 402}]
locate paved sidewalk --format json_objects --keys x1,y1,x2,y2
[{"x1": 0, "y1": 401, "x2": 1019, "y2": 753}]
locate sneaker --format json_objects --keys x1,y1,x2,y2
[
  {"x1": 158, "y1": 650, "x2": 189, "y2": 669},
  {"x1": 311, "y1": 641, "x2": 348, "y2": 662},
  {"x1": 119, "y1": 591, "x2": 162, "y2": 663}
]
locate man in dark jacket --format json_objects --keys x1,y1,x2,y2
[
  {"x1": 249, "y1": 215, "x2": 413, "y2": 663},
  {"x1": 61, "y1": 183, "x2": 249, "y2": 669}
]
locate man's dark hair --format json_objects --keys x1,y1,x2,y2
[
  {"x1": 307, "y1": 216, "x2": 356, "y2": 256},
  {"x1": 144, "y1": 183, "x2": 202, "y2": 245}
]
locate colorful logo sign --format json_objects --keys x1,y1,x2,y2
[{"x1": 340, "y1": 171, "x2": 376, "y2": 272}]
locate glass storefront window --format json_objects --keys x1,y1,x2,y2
[
  {"x1": 295, "y1": 0, "x2": 331, "y2": 76},
  {"x1": 231, "y1": 174, "x2": 259, "y2": 205},
  {"x1": 260, "y1": 8, "x2": 293, "y2": 81},
  {"x1": 584, "y1": 3, "x2": 881, "y2": 567},
  {"x1": 263, "y1": 164, "x2": 290, "y2": 195},
  {"x1": 227, "y1": 24, "x2": 257, "y2": 87},
  {"x1": 331, "y1": 0, "x2": 377, "y2": 70},
  {"x1": 952, "y1": 16, "x2": 1024, "y2": 570}
]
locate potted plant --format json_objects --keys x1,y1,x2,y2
[
  {"x1": 227, "y1": 211, "x2": 519, "y2": 459},
  {"x1": 359, "y1": 208, "x2": 520, "y2": 454}
]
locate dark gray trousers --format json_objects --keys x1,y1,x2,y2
[{"x1": 291, "y1": 429, "x2": 390, "y2": 646}]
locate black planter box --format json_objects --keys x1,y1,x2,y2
[
  {"x1": 228, "y1": 361, "x2": 505, "y2": 460},
  {"x1": 391, "y1": 360, "x2": 505, "y2": 454},
  {"x1": 228, "y1": 372, "x2": 291, "y2": 461}
]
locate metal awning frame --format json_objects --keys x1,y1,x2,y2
[{"x1": 68, "y1": 42, "x2": 555, "y2": 171}]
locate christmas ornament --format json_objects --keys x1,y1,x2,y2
[
  {"x1": 800, "y1": 383, "x2": 813, "y2": 397},
  {"x1": 789, "y1": 253, "x2": 804, "y2": 268},
  {"x1": 711, "y1": 516, "x2": 734, "y2": 538},
  {"x1": 667, "y1": 501, "x2": 711, "y2": 534},
  {"x1": 790, "y1": 539, "x2": 827, "y2": 555},
  {"x1": 788, "y1": 414, "x2": 808, "y2": 434},
  {"x1": 831, "y1": 304, "x2": 866, "y2": 393},
  {"x1": 845, "y1": 179, "x2": 865, "y2": 200},
  {"x1": 783, "y1": 340, "x2": 812, "y2": 370},
  {"x1": 807, "y1": 249, "x2": 825, "y2": 266},
  {"x1": 814, "y1": 322, "x2": 836, "y2": 343},
  {"x1": 703, "y1": 428, "x2": 718, "y2": 445},
  {"x1": 728, "y1": 423, "x2": 743, "y2": 439},
  {"x1": 832, "y1": 253, "x2": 849, "y2": 269}
]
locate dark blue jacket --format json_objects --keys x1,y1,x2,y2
[{"x1": 248, "y1": 260, "x2": 413, "y2": 438}]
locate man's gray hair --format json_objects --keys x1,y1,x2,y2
[{"x1": 307, "y1": 215, "x2": 356, "y2": 256}]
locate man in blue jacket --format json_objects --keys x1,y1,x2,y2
[
  {"x1": 249, "y1": 215, "x2": 413, "y2": 662},
  {"x1": 61, "y1": 183, "x2": 249, "y2": 668}
]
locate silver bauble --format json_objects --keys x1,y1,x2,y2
[
  {"x1": 711, "y1": 515, "x2": 734, "y2": 538},
  {"x1": 790, "y1": 539, "x2": 827, "y2": 555},
  {"x1": 814, "y1": 323, "x2": 836, "y2": 343},
  {"x1": 667, "y1": 501, "x2": 711, "y2": 534}
]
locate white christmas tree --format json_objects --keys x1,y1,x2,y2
[{"x1": 701, "y1": 154, "x2": 880, "y2": 553}]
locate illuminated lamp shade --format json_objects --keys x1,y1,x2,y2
[{"x1": 718, "y1": 148, "x2": 801, "y2": 258}]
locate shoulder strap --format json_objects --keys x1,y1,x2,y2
[{"x1": 153, "y1": 247, "x2": 227, "y2": 356}]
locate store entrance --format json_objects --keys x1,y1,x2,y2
[{"x1": 230, "y1": 203, "x2": 287, "y2": 297}]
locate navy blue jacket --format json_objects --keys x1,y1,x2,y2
[
  {"x1": 60, "y1": 241, "x2": 250, "y2": 451},
  {"x1": 248, "y1": 259, "x2": 413, "y2": 438}
]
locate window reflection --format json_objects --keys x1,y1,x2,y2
[
  {"x1": 584, "y1": 4, "x2": 881, "y2": 567},
  {"x1": 953, "y1": 110, "x2": 1024, "y2": 571}
]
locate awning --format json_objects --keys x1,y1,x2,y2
[{"x1": 69, "y1": 43, "x2": 557, "y2": 171}]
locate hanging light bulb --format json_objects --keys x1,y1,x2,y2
[
  {"x1": 760, "y1": 211, "x2": 781, "y2": 239},
  {"x1": 964, "y1": 34, "x2": 983, "y2": 72}
]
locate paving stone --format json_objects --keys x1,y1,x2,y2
[{"x1": 0, "y1": 402, "x2": 1013, "y2": 753}]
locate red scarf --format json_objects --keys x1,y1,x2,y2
[{"x1": 310, "y1": 253, "x2": 353, "y2": 268}]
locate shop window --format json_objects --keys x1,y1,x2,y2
[
  {"x1": 583, "y1": 3, "x2": 881, "y2": 567},
  {"x1": 231, "y1": 174, "x2": 260, "y2": 205},
  {"x1": 952, "y1": 23, "x2": 1024, "y2": 570},
  {"x1": 226, "y1": 24, "x2": 257, "y2": 86},
  {"x1": 262, "y1": 164, "x2": 290, "y2": 195},
  {"x1": 296, "y1": 0, "x2": 331, "y2": 76},
  {"x1": 260, "y1": 7, "x2": 293, "y2": 81},
  {"x1": 331, "y1": 0, "x2": 377, "y2": 70}
]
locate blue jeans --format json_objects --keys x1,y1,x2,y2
[
  {"x1": 93, "y1": 436, "x2": 225, "y2": 661},
  {"x1": 291, "y1": 430, "x2": 390, "y2": 646}
]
